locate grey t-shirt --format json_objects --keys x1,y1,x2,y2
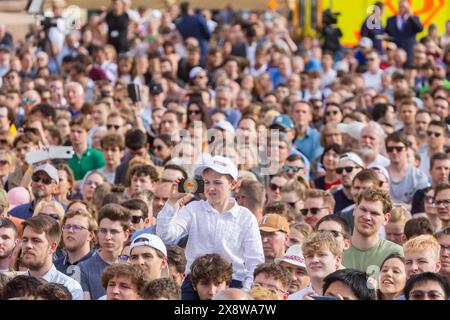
[
  {"x1": 389, "y1": 166, "x2": 429, "y2": 204},
  {"x1": 78, "y1": 251, "x2": 109, "y2": 300}
]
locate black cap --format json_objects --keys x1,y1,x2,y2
[{"x1": 149, "y1": 82, "x2": 163, "y2": 95}]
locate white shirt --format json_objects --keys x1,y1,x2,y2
[
  {"x1": 362, "y1": 70, "x2": 383, "y2": 91},
  {"x1": 156, "y1": 199, "x2": 264, "y2": 290},
  {"x1": 368, "y1": 154, "x2": 390, "y2": 168},
  {"x1": 41, "y1": 264, "x2": 84, "y2": 300}
]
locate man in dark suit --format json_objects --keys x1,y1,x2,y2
[
  {"x1": 175, "y1": 2, "x2": 211, "y2": 62},
  {"x1": 385, "y1": 0, "x2": 423, "y2": 63}
]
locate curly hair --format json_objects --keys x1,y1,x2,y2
[
  {"x1": 101, "y1": 263, "x2": 150, "y2": 294},
  {"x1": 140, "y1": 278, "x2": 181, "y2": 300},
  {"x1": 190, "y1": 253, "x2": 233, "y2": 287},
  {"x1": 253, "y1": 263, "x2": 291, "y2": 290}
]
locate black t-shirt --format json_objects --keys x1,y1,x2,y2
[
  {"x1": 106, "y1": 11, "x2": 130, "y2": 53},
  {"x1": 333, "y1": 189, "x2": 354, "y2": 213}
]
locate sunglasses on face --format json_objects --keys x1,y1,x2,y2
[
  {"x1": 326, "y1": 110, "x2": 339, "y2": 116},
  {"x1": 131, "y1": 215, "x2": 144, "y2": 224},
  {"x1": 0, "y1": 139, "x2": 8, "y2": 145},
  {"x1": 336, "y1": 166, "x2": 358, "y2": 174},
  {"x1": 107, "y1": 124, "x2": 121, "y2": 130},
  {"x1": 427, "y1": 131, "x2": 442, "y2": 138},
  {"x1": 386, "y1": 146, "x2": 405, "y2": 153},
  {"x1": 269, "y1": 183, "x2": 283, "y2": 191},
  {"x1": 31, "y1": 174, "x2": 53, "y2": 185},
  {"x1": 153, "y1": 145, "x2": 164, "y2": 151},
  {"x1": 300, "y1": 207, "x2": 327, "y2": 216},
  {"x1": 188, "y1": 110, "x2": 201, "y2": 115},
  {"x1": 282, "y1": 165, "x2": 303, "y2": 173}
]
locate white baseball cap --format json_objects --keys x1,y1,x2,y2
[
  {"x1": 274, "y1": 245, "x2": 306, "y2": 269},
  {"x1": 337, "y1": 121, "x2": 366, "y2": 140},
  {"x1": 212, "y1": 120, "x2": 235, "y2": 135},
  {"x1": 130, "y1": 233, "x2": 167, "y2": 258},
  {"x1": 194, "y1": 155, "x2": 238, "y2": 181},
  {"x1": 33, "y1": 163, "x2": 59, "y2": 184},
  {"x1": 359, "y1": 37, "x2": 373, "y2": 49},
  {"x1": 339, "y1": 152, "x2": 364, "y2": 168},
  {"x1": 189, "y1": 66, "x2": 206, "y2": 80}
]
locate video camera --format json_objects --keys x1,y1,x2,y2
[
  {"x1": 25, "y1": 0, "x2": 57, "y2": 30},
  {"x1": 323, "y1": 9, "x2": 340, "y2": 26}
]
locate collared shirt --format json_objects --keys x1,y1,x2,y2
[
  {"x1": 55, "y1": 250, "x2": 96, "y2": 276},
  {"x1": 69, "y1": 148, "x2": 106, "y2": 181},
  {"x1": 156, "y1": 199, "x2": 264, "y2": 290},
  {"x1": 40, "y1": 264, "x2": 84, "y2": 300},
  {"x1": 294, "y1": 126, "x2": 323, "y2": 162}
]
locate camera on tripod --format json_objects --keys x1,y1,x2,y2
[{"x1": 323, "y1": 9, "x2": 340, "y2": 26}]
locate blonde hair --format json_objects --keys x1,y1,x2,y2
[
  {"x1": 389, "y1": 205, "x2": 411, "y2": 223},
  {"x1": 33, "y1": 200, "x2": 65, "y2": 223},
  {"x1": 302, "y1": 231, "x2": 342, "y2": 258},
  {"x1": 403, "y1": 234, "x2": 440, "y2": 261},
  {"x1": 249, "y1": 286, "x2": 280, "y2": 300}
]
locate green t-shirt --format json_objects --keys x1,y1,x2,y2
[
  {"x1": 342, "y1": 239, "x2": 404, "y2": 273},
  {"x1": 69, "y1": 148, "x2": 106, "y2": 180}
]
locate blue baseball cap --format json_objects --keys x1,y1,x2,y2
[{"x1": 270, "y1": 114, "x2": 295, "y2": 130}]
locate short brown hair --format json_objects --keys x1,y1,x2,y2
[
  {"x1": 253, "y1": 263, "x2": 291, "y2": 290},
  {"x1": 190, "y1": 253, "x2": 233, "y2": 287},
  {"x1": 97, "y1": 203, "x2": 131, "y2": 231},
  {"x1": 35, "y1": 283, "x2": 72, "y2": 300},
  {"x1": 101, "y1": 133, "x2": 125, "y2": 150},
  {"x1": 22, "y1": 215, "x2": 61, "y2": 244},
  {"x1": 13, "y1": 132, "x2": 39, "y2": 148},
  {"x1": 140, "y1": 278, "x2": 181, "y2": 300},
  {"x1": 101, "y1": 263, "x2": 149, "y2": 294},
  {"x1": 126, "y1": 164, "x2": 159, "y2": 186},
  {"x1": 69, "y1": 115, "x2": 91, "y2": 131},
  {"x1": 356, "y1": 188, "x2": 393, "y2": 214},
  {"x1": 305, "y1": 189, "x2": 336, "y2": 211},
  {"x1": 302, "y1": 231, "x2": 342, "y2": 258},
  {"x1": 352, "y1": 169, "x2": 380, "y2": 187}
]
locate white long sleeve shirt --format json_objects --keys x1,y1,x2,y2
[{"x1": 156, "y1": 199, "x2": 264, "y2": 290}]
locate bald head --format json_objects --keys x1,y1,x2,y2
[{"x1": 212, "y1": 288, "x2": 253, "y2": 300}]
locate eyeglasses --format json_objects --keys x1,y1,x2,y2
[
  {"x1": 118, "y1": 255, "x2": 129, "y2": 263},
  {"x1": 440, "y1": 244, "x2": 450, "y2": 252},
  {"x1": 31, "y1": 175, "x2": 53, "y2": 185},
  {"x1": 434, "y1": 199, "x2": 450, "y2": 208},
  {"x1": 269, "y1": 183, "x2": 283, "y2": 191},
  {"x1": 427, "y1": 131, "x2": 442, "y2": 138},
  {"x1": 131, "y1": 215, "x2": 144, "y2": 224},
  {"x1": 282, "y1": 165, "x2": 303, "y2": 173},
  {"x1": 107, "y1": 124, "x2": 121, "y2": 130},
  {"x1": 0, "y1": 160, "x2": 9, "y2": 166},
  {"x1": 300, "y1": 207, "x2": 327, "y2": 216},
  {"x1": 0, "y1": 140, "x2": 8, "y2": 145},
  {"x1": 153, "y1": 145, "x2": 164, "y2": 151},
  {"x1": 326, "y1": 110, "x2": 339, "y2": 116},
  {"x1": 386, "y1": 146, "x2": 405, "y2": 153},
  {"x1": 62, "y1": 224, "x2": 88, "y2": 232},
  {"x1": 188, "y1": 110, "x2": 201, "y2": 115},
  {"x1": 41, "y1": 213, "x2": 60, "y2": 220},
  {"x1": 336, "y1": 166, "x2": 358, "y2": 174}
]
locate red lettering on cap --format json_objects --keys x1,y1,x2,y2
[
  {"x1": 284, "y1": 255, "x2": 305, "y2": 263},
  {"x1": 213, "y1": 160, "x2": 227, "y2": 167}
]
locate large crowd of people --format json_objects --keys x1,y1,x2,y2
[{"x1": 0, "y1": 0, "x2": 450, "y2": 300}]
